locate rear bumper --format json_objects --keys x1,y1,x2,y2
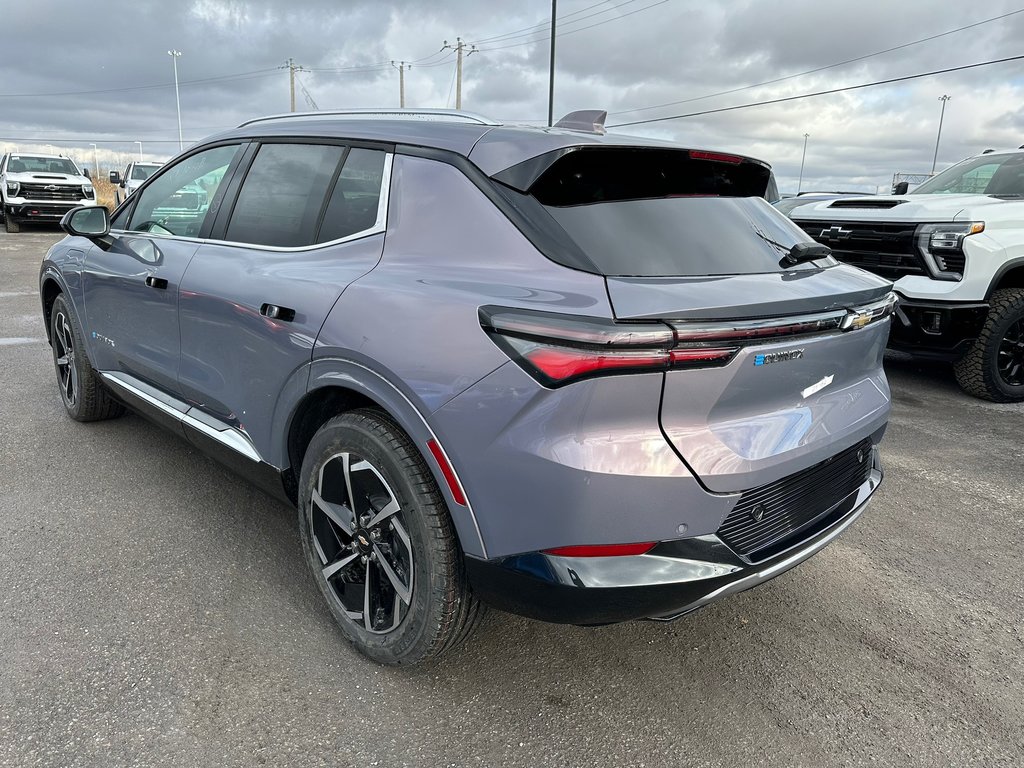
[
  {"x1": 466, "y1": 460, "x2": 881, "y2": 625},
  {"x1": 888, "y1": 296, "x2": 988, "y2": 360}
]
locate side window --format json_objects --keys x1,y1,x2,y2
[
  {"x1": 317, "y1": 148, "x2": 387, "y2": 243},
  {"x1": 128, "y1": 144, "x2": 239, "y2": 237},
  {"x1": 225, "y1": 143, "x2": 344, "y2": 247}
]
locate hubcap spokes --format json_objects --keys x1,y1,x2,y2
[
  {"x1": 997, "y1": 318, "x2": 1024, "y2": 387},
  {"x1": 310, "y1": 452, "x2": 413, "y2": 634},
  {"x1": 54, "y1": 312, "x2": 77, "y2": 406}
]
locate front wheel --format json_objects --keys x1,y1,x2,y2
[
  {"x1": 49, "y1": 294, "x2": 125, "y2": 421},
  {"x1": 298, "y1": 410, "x2": 484, "y2": 665},
  {"x1": 953, "y1": 288, "x2": 1024, "y2": 402},
  {"x1": 4, "y1": 211, "x2": 20, "y2": 233}
]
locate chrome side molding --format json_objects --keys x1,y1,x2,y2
[{"x1": 100, "y1": 371, "x2": 262, "y2": 463}]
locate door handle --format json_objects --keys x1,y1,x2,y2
[
  {"x1": 260, "y1": 303, "x2": 296, "y2": 322},
  {"x1": 145, "y1": 276, "x2": 168, "y2": 290}
]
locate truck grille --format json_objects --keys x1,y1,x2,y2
[
  {"x1": 793, "y1": 219, "x2": 925, "y2": 280},
  {"x1": 18, "y1": 182, "x2": 83, "y2": 202},
  {"x1": 717, "y1": 439, "x2": 873, "y2": 561}
]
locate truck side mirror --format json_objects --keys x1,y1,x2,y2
[
  {"x1": 82, "y1": 167, "x2": 91, "y2": 180},
  {"x1": 109, "y1": 170, "x2": 121, "y2": 185},
  {"x1": 892, "y1": 181, "x2": 910, "y2": 195}
]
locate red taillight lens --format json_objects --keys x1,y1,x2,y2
[
  {"x1": 481, "y1": 306, "x2": 737, "y2": 387},
  {"x1": 544, "y1": 542, "x2": 657, "y2": 557},
  {"x1": 689, "y1": 149, "x2": 743, "y2": 164}
]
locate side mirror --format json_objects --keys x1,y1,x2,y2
[
  {"x1": 61, "y1": 205, "x2": 110, "y2": 239},
  {"x1": 109, "y1": 170, "x2": 121, "y2": 185},
  {"x1": 82, "y1": 167, "x2": 91, "y2": 180},
  {"x1": 892, "y1": 181, "x2": 910, "y2": 195}
]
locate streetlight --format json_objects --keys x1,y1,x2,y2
[
  {"x1": 89, "y1": 143, "x2": 99, "y2": 177},
  {"x1": 168, "y1": 50, "x2": 183, "y2": 151},
  {"x1": 931, "y1": 95, "x2": 951, "y2": 174},
  {"x1": 135, "y1": 141, "x2": 143, "y2": 162},
  {"x1": 797, "y1": 133, "x2": 810, "y2": 194}
]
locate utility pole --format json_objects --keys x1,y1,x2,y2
[
  {"x1": 931, "y1": 95, "x2": 951, "y2": 174},
  {"x1": 547, "y1": 0, "x2": 557, "y2": 126},
  {"x1": 283, "y1": 58, "x2": 311, "y2": 112},
  {"x1": 797, "y1": 133, "x2": 809, "y2": 194},
  {"x1": 167, "y1": 50, "x2": 183, "y2": 151},
  {"x1": 89, "y1": 143, "x2": 99, "y2": 177},
  {"x1": 135, "y1": 141, "x2": 143, "y2": 162},
  {"x1": 442, "y1": 38, "x2": 476, "y2": 110},
  {"x1": 391, "y1": 61, "x2": 410, "y2": 108}
]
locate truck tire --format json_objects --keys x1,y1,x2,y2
[
  {"x1": 5, "y1": 211, "x2": 20, "y2": 233},
  {"x1": 953, "y1": 288, "x2": 1024, "y2": 402}
]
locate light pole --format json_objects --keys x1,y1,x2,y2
[
  {"x1": 168, "y1": 50, "x2": 183, "y2": 151},
  {"x1": 89, "y1": 143, "x2": 99, "y2": 177},
  {"x1": 547, "y1": 0, "x2": 557, "y2": 127},
  {"x1": 135, "y1": 141, "x2": 143, "y2": 162},
  {"x1": 931, "y1": 95, "x2": 951, "y2": 174},
  {"x1": 797, "y1": 133, "x2": 809, "y2": 194}
]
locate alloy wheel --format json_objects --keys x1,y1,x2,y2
[
  {"x1": 53, "y1": 311, "x2": 78, "y2": 407},
  {"x1": 997, "y1": 317, "x2": 1024, "y2": 386},
  {"x1": 309, "y1": 451, "x2": 414, "y2": 634}
]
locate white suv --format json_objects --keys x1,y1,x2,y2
[
  {"x1": 110, "y1": 161, "x2": 163, "y2": 205},
  {"x1": 1, "y1": 153, "x2": 97, "y2": 233},
  {"x1": 790, "y1": 149, "x2": 1024, "y2": 402}
]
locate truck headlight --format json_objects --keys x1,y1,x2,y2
[
  {"x1": 82, "y1": 184, "x2": 95, "y2": 198},
  {"x1": 915, "y1": 222, "x2": 984, "y2": 280},
  {"x1": 6, "y1": 181, "x2": 18, "y2": 196}
]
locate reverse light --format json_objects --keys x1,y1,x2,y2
[
  {"x1": 544, "y1": 542, "x2": 657, "y2": 557},
  {"x1": 915, "y1": 222, "x2": 983, "y2": 280}
]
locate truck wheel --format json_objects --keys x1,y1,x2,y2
[
  {"x1": 50, "y1": 294, "x2": 125, "y2": 421},
  {"x1": 4, "y1": 212, "x2": 20, "y2": 233},
  {"x1": 954, "y1": 288, "x2": 1024, "y2": 402},
  {"x1": 297, "y1": 409, "x2": 484, "y2": 665}
]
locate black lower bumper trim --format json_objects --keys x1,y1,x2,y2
[{"x1": 888, "y1": 297, "x2": 988, "y2": 360}]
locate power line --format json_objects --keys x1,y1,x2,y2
[
  {"x1": 469, "y1": 0, "x2": 641, "y2": 45},
  {"x1": 608, "y1": 53, "x2": 1024, "y2": 128},
  {"x1": 0, "y1": 68, "x2": 282, "y2": 99},
  {"x1": 476, "y1": 0, "x2": 671, "y2": 52},
  {"x1": 609, "y1": 6, "x2": 1024, "y2": 117}
]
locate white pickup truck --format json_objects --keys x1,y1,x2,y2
[
  {"x1": 1, "y1": 153, "x2": 97, "y2": 233},
  {"x1": 789, "y1": 148, "x2": 1024, "y2": 402},
  {"x1": 110, "y1": 161, "x2": 163, "y2": 206}
]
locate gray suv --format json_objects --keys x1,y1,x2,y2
[{"x1": 40, "y1": 109, "x2": 894, "y2": 664}]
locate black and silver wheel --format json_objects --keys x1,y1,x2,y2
[
  {"x1": 298, "y1": 410, "x2": 483, "y2": 664},
  {"x1": 954, "y1": 288, "x2": 1024, "y2": 402},
  {"x1": 49, "y1": 294, "x2": 124, "y2": 421}
]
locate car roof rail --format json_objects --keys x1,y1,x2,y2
[{"x1": 237, "y1": 108, "x2": 502, "y2": 128}]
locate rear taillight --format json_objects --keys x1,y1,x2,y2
[
  {"x1": 543, "y1": 542, "x2": 657, "y2": 557},
  {"x1": 480, "y1": 307, "x2": 737, "y2": 387}
]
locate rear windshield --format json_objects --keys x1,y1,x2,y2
[{"x1": 523, "y1": 148, "x2": 819, "y2": 277}]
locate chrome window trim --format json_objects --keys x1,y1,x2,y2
[{"x1": 109, "y1": 152, "x2": 393, "y2": 254}]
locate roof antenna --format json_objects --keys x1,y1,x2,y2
[{"x1": 553, "y1": 110, "x2": 607, "y2": 134}]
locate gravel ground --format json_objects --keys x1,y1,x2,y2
[{"x1": 1, "y1": 227, "x2": 1022, "y2": 767}]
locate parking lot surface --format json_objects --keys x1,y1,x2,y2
[{"x1": 1, "y1": 228, "x2": 1022, "y2": 767}]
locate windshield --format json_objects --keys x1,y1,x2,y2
[
  {"x1": 6, "y1": 155, "x2": 80, "y2": 175},
  {"x1": 913, "y1": 153, "x2": 1024, "y2": 196},
  {"x1": 131, "y1": 163, "x2": 162, "y2": 181}
]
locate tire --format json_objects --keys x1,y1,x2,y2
[
  {"x1": 953, "y1": 288, "x2": 1024, "y2": 402},
  {"x1": 5, "y1": 211, "x2": 20, "y2": 233},
  {"x1": 49, "y1": 294, "x2": 125, "y2": 421},
  {"x1": 298, "y1": 409, "x2": 484, "y2": 665}
]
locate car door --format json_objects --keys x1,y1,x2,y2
[
  {"x1": 81, "y1": 143, "x2": 244, "y2": 399},
  {"x1": 176, "y1": 141, "x2": 391, "y2": 465}
]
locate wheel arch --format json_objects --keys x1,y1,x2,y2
[
  {"x1": 282, "y1": 358, "x2": 487, "y2": 558},
  {"x1": 40, "y1": 275, "x2": 64, "y2": 344},
  {"x1": 987, "y1": 258, "x2": 1024, "y2": 299}
]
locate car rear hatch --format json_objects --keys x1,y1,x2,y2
[{"x1": 496, "y1": 145, "x2": 894, "y2": 493}]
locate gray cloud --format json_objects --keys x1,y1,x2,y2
[{"x1": 1, "y1": 0, "x2": 1023, "y2": 191}]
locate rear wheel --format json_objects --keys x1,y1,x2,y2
[
  {"x1": 50, "y1": 294, "x2": 124, "y2": 421},
  {"x1": 4, "y1": 211, "x2": 20, "y2": 233},
  {"x1": 298, "y1": 409, "x2": 483, "y2": 664},
  {"x1": 953, "y1": 288, "x2": 1024, "y2": 402}
]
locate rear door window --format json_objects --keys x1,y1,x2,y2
[
  {"x1": 521, "y1": 148, "x2": 817, "y2": 277},
  {"x1": 225, "y1": 143, "x2": 345, "y2": 248},
  {"x1": 316, "y1": 148, "x2": 387, "y2": 243}
]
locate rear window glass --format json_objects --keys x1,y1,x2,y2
[{"x1": 526, "y1": 149, "x2": 818, "y2": 277}]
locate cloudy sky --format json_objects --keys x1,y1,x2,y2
[{"x1": 2, "y1": 0, "x2": 1024, "y2": 192}]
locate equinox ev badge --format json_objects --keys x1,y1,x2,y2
[
  {"x1": 819, "y1": 225, "x2": 852, "y2": 241},
  {"x1": 754, "y1": 349, "x2": 804, "y2": 366}
]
